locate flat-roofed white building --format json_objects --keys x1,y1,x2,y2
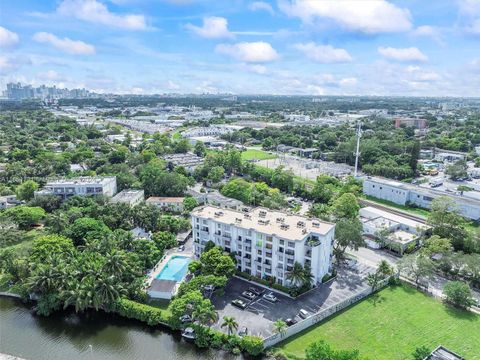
[
  {"x1": 35, "y1": 176, "x2": 117, "y2": 199},
  {"x1": 363, "y1": 176, "x2": 480, "y2": 220},
  {"x1": 111, "y1": 189, "x2": 144, "y2": 207},
  {"x1": 191, "y1": 205, "x2": 335, "y2": 286},
  {"x1": 146, "y1": 196, "x2": 184, "y2": 212},
  {"x1": 360, "y1": 206, "x2": 430, "y2": 254}
]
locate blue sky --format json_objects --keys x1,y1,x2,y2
[{"x1": 1, "y1": 0, "x2": 480, "y2": 96}]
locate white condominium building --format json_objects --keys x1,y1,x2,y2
[
  {"x1": 35, "y1": 176, "x2": 117, "y2": 199},
  {"x1": 191, "y1": 206, "x2": 335, "y2": 286}
]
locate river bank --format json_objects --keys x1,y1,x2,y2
[{"x1": 0, "y1": 297, "x2": 239, "y2": 360}]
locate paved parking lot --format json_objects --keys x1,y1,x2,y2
[{"x1": 210, "y1": 261, "x2": 375, "y2": 338}]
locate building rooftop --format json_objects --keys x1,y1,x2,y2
[
  {"x1": 360, "y1": 206, "x2": 429, "y2": 231},
  {"x1": 425, "y1": 346, "x2": 465, "y2": 360},
  {"x1": 146, "y1": 196, "x2": 185, "y2": 203},
  {"x1": 192, "y1": 205, "x2": 335, "y2": 240},
  {"x1": 111, "y1": 189, "x2": 144, "y2": 203},
  {"x1": 45, "y1": 176, "x2": 116, "y2": 186},
  {"x1": 364, "y1": 176, "x2": 480, "y2": 207},
  {"x1": 148, "y1": 279, "x2": 177, "y2": 293}
]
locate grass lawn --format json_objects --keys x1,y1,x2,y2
[
  {"x1": 276, "y1": 285, "x2": 480, "y2": 360},
  {"x1": 241, "y1": 149, "x2": 277, "y2": 161},
  {"x1": 363, "y1": 195, "x2": 430, "y2": 217}
]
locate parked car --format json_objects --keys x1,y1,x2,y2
[
  {"x1": 263, "y1": 292, "x2": 278, "y2": 302},
  {"x1": 299, "y1": 309, "x2": 309, "y2": 319},
  {"x1": 241, "y1": 291, "x2": 256, "y2": 300},
  {"x1": 179, "y1": 314, "x2": 192, "y2": 323},
  {"x1": 203, "y1": 284, "x2": 215, "y2": 292},
  {"x1": 238, "y1": 327, "x2": 248, "y2": 336},
  {"x1": 181, "y1": 327, "x2": 196, "y2": 340},
  {"x1": 248, "y1": 287, "x2": 262, "y2": 296},
  {"x1": 231, "y1": 299, "x2": 248, "y2": 309},
  {"x1": 285, "y1": 318, "x2": 297, "y2": 326},
  {"x1": 178, "y1": 245, "x2": 185, "y2": 252}
]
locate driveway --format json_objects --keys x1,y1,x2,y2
[{"x1": 210, "y1": 261, "x2": 375, "y2": 338}]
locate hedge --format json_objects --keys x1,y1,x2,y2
[
  {"x1": 113, "y1": 298, "x2": 170, "y2": 326},
  {"x1": 191, "y1": 324, "x2": 264, "y2": 356}
]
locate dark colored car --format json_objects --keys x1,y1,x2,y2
[
  {"x1": 248, "y1": 287, "x2": 262, "y2": 296},
  {"x1": 285, "y1": 318, "x2": 297, "y2": 326}
]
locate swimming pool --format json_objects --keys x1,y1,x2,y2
[{"x1": 156, "y1": 256, "x2": 191, "y2": 282}]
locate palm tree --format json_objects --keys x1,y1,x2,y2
[
  {"x1": 302, "y1": 265, "x2": 315, "y2": 288},
  {"x1": 193, "y1": 301, "x2": 218, "y2": 327},
  {"x1": 221, "y1": 316, "x2": 238, "y2": 336},
  {"x1": 377, "y1": 260, "x2": 394, "y2": 279},
  {"x1": 286, "y1": 262, "x2": 305, "y2": 287},
  {"x1": 273, "y1": 319, "x2": 287, "y2": 337},
  {"x1": 93, "y1": 274, "x2": 125, "y2": 309},
  {"x1": 103, "y1": 250, "x2": 127, "y2": 275}
]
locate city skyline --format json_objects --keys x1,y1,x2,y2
[{"x1": 1, "y1": 0, "x2": 480, "y2": 96}]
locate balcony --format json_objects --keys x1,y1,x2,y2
[
  {"x1": 306, "y1": 238, "x2": 321, "y2": 247},
  {"x1": 305, "y1": 251, "x2": 312, "y2": 258},
  {"x1": 245, "y1": 239, "x2": 252, "y2": 245},
  {"x1": 285, "y1": 249, "x2": 295, "y2": 256},
  {"x1": 200, "y1": 228, "x2": 210, "y2": 234},
  {"x1": 265, "y1": 252, "x2": 272, "y2": 258},
  {"x1": 222, "y1": 233, "x2": 232, "y2": 240}
]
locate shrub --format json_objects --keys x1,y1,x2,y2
[
  {"x1": 192, "y1": 324, "x2": 212, "y2": 348},
  {"x1": 113, "y1": 298, "x2": 169, "y2": 326},
  {"x1": 443, "y1": 281, "x2": 476, "y2": 309},
  {"x1": 240, "y1": 335, "x2": 264, "y2": 356}
]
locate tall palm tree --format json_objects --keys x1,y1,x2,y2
[
  {"x1": 286, "y1": 262, "x2": 305, "y2": 287},
  {"x1": 302, "y1": 265, "x2": 315, "y2": 288},
  {"x1": 193, "y1": 301, "x2": 218, "y2": 327},
  {"x1": 93, "y1": 274, "x2": 125, "y2": 309},
  {"x1": 221, "y1": 316, "x2": 238, "y2": 336},
  {"x1": 273, "y1": 319, "x2": 287, "y2": 337},
  {"x1": 103, "y1": 250, "x2": 127, "y2": 275}
]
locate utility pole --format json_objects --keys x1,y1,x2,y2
[{"x1": 354, "y1": 121, "x2": 362, "y2": 178}]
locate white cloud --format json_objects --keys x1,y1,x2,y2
[
  {"x1": 37, "y1": 70, "x2": 66, "y2": 81},
  {"x1": 240, "y1": 63, "x2": 268, "y2": 74},
  {"x1": 405, "y1": 66, "x2": 441, "y2": 82},
  {"x1": 0, "y1": 56, "x2": 18, "y2": 73},
  {"x1": 33, "y1": 32, "x2": 96, "y2": 55},
  {"x1": 294, "y1": 42, "x2": 352, "y2": 63},
  {"x1": 0, "y1": 26, "x2": 19, "y2": 49},
  {"x1": 458, "y1": 0, "x2": 480, "y2": 34},
  {"x1": 215, "y1": 41, "x2": 279, "y2": 63},
  {"x1": 185, "y1": 16, "x2": 234, "y2": 39},
  {"x1": 411, "y1": 25, "x2": 444, "y2": 44},
  {"x1": 378, "y1": 47, "x2": 428, "y2": 62},
  {"x1": 57, "y1": 0, "x2": 147, "y2": 30},
  {"x1": 339, "y1": 77, "x2": 358, "y2": 86},
  {"x1": 278, "y1": 0, "x2": 412, "y2": 34},
  {"x1": 249, "y1": 1, "x2": 275, "y2": 15},
  {"x1": 166, "y1": 80, "x2": 180, "y2": 90}
]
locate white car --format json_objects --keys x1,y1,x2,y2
[
  {"x1": 263, "y1": 292, "x2": 278, "y2": 302},
  {"x1": 299, "y1": 309, "x2": 309, "y2": 319}
]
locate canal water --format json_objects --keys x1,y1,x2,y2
[{"x1": 0, "y1": 297, "x2": 238, "y2": 360}]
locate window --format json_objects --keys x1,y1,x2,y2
[
  {"x1": 257, "y1": 250, "x2": 262, "y2": 255},
  {"x1": 288, "y1": 241, "x2": 295, "y2": 248},
  {"x1": 279, "y1": 240, "x2": 284, "y2": 245}
]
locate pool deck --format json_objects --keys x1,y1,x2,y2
[{"x1": 146, "y1": 239, "x2": 194, "y2": 287}]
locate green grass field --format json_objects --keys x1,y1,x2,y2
[
  {"x1": 277, "y1": 285, "x2": 480, "y2": 360},
  {"x1": 363, "y1": 195, "x2": 431, "y2": 217},
  {"x1": 241, "y1": 149, "x2": 277, "y2": 161}
]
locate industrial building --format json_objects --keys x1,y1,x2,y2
[
  {"x1": 162, "y1": 153, "x2": 204, "y2": 173},
  {"x1": 363, "y1": 177, "x2": 480, "y2": 220},
  {"x1": 191, "y1": 205, "x2": 335, "y2": 286}
]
